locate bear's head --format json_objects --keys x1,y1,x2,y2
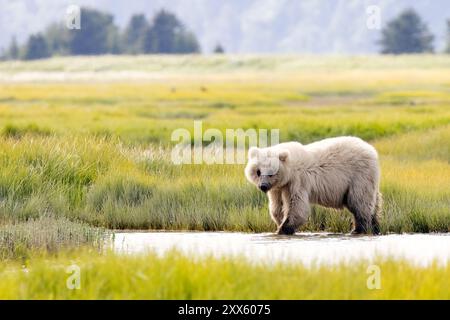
[{"x1": 245, "y1": 146, "x2": 290, "y2": 193}]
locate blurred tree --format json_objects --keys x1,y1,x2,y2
[
  {"x1": 150, "y1": 10, "x2": 180, "y2": 53},
  {"x1": 380, "y1": 9, "x2": 434, "y2": 54},
  {"x1": 45, "y1": 23, "x2": 70, "y2": 56},
  {"x1": 4, "y1": 8, "x2": 201, "y2": 59},
  {"x1": 23, "y1": 34, "x2": 51, "y2": 60},
  {"x1": 107, "y1": 25, "x2": 123, "y2": 54},
  {"x1": 68, "y1": 8, "x2": 120, "y2": 55},
  {"x1": 124, "y1": 14, "x2": 149, "y2": 54},
  {"x1": 7, "y1": 36, "x2": 20, "y2": 59},
  {"x1": 144, "y1": 10, "x2": 200, "y2": 54},
  {"x1": 445, "y1": 20, "x2": 450, "y2": 53},
  {"x1": 213, "y1": 44, "x2": 225, "y2": 54},
  {"x1": 175, "y1": 31, "x2": 200, "y2": 53},
  {"x1": 143, "y1": 26, "x2": 157, "y2": 53}
]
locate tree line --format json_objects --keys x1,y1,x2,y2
[
  {"x1": 2, "y1": 7, "x2": 450, "y2": 60},
  {"x1": 2, "y1": 8, "x2": 211, "y2": 60}
]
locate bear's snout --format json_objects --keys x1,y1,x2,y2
[{"x1": 259, "y1": 183, "x2": 271, "y2": 193}]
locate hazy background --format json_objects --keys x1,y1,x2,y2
[{"x1": 1, "y1": 0, "x2": 449, "y2": 54}]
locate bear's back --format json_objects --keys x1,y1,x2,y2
[{"x1": 305, "y1": 136, "x2": 377, "y2": 157}]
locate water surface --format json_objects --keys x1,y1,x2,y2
[{"x1": 113, "y1": 231, "x2": 450, "y2": 266}]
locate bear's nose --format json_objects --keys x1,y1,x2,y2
[{"x1": 259, "y1": 183, "x2": 270, "y2": 193}]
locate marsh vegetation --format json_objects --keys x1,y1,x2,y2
[
  {"x1": 0, "y1": 55, "x2": 448, "y2": 298},
  {"x1": 1, "y1": 56, "x2": 449, "y2": 236},
  {"x1": 0, "y1": 251, "x2": 448, "y2": 299}
]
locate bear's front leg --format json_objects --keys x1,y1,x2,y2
[
  {"x1": 277, "y1": 190, "x2": 309, "y2": 235},
  {"x1": 268, "y1": 189, "x2": 283, "y2": 228}
]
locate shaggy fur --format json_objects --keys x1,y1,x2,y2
[{"x1": 245, "y1": 137, "x2": 382, "y2": 235}]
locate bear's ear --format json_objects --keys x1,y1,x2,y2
[
  {"x1": 278, "y1": 150, "x2": 289, "y2": 162},
  {"x1": 248, "y1": 147, "x2": 259, "y2": 159}
]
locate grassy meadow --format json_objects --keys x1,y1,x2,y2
[
  {"x1": 0, "y1": 55, "x2": 449, "y2": 299},
  {"x1": 0, "y1": 251, "x2": 449, "y2": 299},
  {"x1": 0, "y1": 55, "x2": 449, "y2": 238}
]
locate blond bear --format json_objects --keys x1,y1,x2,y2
[{"x1": 245, "y1": 137, "x2": 382, "y2": 235}]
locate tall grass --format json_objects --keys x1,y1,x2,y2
[
  {"x1": 0, "y1": 55, "x2": 448, "y2": 236},
  {"x1": 0, "y1": 250, "x2": 448, "y2": 299},
  {"x1": 0, "y1": 217, "x2": 109, "y2": 260},
  {"x1": 0, "y1": 128, "x2": 448, "y2": 233}
]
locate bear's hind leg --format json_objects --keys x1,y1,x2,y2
[
  {"x1": 349, "y1": 209, "x2": 371, "y2": 234},
  {"x1": 371, "y1": 213, "x2": 381, "y2": 235},
  {"x1": 345, "y1": 184, "x2": 375, "y2": 234},
  {"x1": 371, "y1": 191, "x2": 382, "y2": 235}
]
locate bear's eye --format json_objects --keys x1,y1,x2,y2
[
  {"x1": 268, "y1": 174, "x2": 273, "y2": 178},
  {"x1": 256, "y1": 169, "x2": 261, "y2": 177}
]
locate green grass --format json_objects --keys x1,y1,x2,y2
[
  {"x1": 0, "y1": 127, "x2": 448, "y2": 234},
  {"x1": 0, "y1": 250, "x2": 448, "y2": 299},
  {"x1": 0, "y1": 55, "x2": 449, "y2": 239},
  {"x1": 0, "y1": 217, "x2": 109, "y2": 260},
  {"x1": 0, "y1": 55, "x2": 448, "y2": 300}
]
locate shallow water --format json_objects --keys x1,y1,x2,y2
[{"x1": 113, "y1": 231, "x2": 450, "y2": 266}]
